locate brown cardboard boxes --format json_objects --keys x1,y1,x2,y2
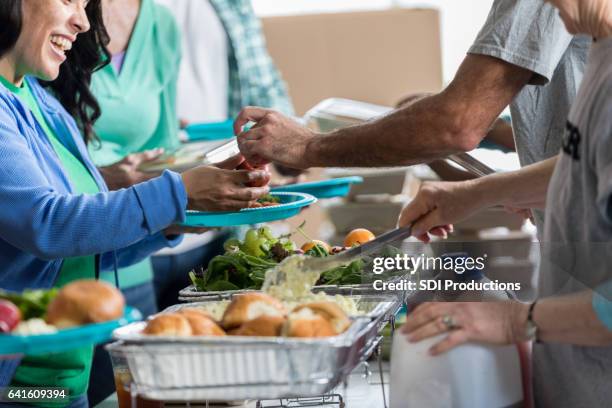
[{"x1": 262, "y1": 8, "x2": 443, "y2": 115}]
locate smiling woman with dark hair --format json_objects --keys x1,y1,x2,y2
[
  {"x1": 0, "y1": 1, "x2": 269, "y2": 405},
  {"x1": 0, "y1": 0, "x2": 109, "y2": 143}
]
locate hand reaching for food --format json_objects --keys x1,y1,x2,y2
[
  {"x1": 234, "y1": 107, "x2": 316, "y2": 170},
  {"x1": 236, "y1": 160, "x2": 271, "y2": 187},
  {"x1": 213, "y1": 153, "x2": 272, "y2": 188}
]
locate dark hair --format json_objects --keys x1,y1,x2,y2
[{"x1": 0, "y1": 0, "x2": 110, "y2": 144}]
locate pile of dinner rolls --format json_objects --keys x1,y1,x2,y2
[{"x1": 143, "y1": 293, "x2": 351, "y2": 338}]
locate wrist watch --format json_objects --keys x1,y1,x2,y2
[{"x1": 525, "y1": 300, "x2": 539, "y2": 342}]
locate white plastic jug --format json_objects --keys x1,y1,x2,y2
[{"x1": 390, "y1": 334, "x2": 523, "y2": 408}]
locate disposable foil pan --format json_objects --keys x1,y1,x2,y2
[{"x1": 107, "y1": 296, "x2": 398, "y2": 401}]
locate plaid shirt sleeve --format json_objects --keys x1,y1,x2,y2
[{"x1": 211, "y1": 0, "x2": 295, "y2": 117}]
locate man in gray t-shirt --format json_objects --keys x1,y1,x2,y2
[
  {"x1": 469, "y1": 0, "x2": 590, "y2": 229},
  {"x1": 234, "y1": 1, "x2": 588, "y2": 237}
]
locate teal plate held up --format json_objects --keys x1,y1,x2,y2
[
  {"x1": 183, "y1": 192, "x2": 316, "y2": 227},
  {"x1": 0, "y1": 307, "x2": 142, "y2": 356}
]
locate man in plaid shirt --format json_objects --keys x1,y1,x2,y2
[
  {"x1": 216, "y1": 0, "x2": 295, "y2": 117},
  {"x1": 157, "y1": 0, "x2": 294, "y2": 124}
]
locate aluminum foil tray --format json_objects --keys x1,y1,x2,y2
[{"x1": 107, "y1": 296, "x2": 398, "y2": 401}]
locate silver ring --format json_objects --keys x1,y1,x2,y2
[{"x1": 442, "y1": 314, "x2": 457, "y2": 330}]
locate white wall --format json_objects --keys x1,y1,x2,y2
[{"x1": 252, "y1": 0, "x2": 494, "y2": 84}]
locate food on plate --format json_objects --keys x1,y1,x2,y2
[
  {"x1": 232, "y1": 315, "x2": 286, "y2": 337},
  {"x1": 178, "y1": 309, "x2": 226, "y2": 336},
  {"x1": 237, "y1": 161, "x2": 271, "y2": 188},
  {"x1": 283, "y1": 309, "x2": 336, "y2": 338},
  {"x1": 301, "y1": 240, "x2": 331, "y2": 255},
  {"x1": 292, "y1": 302, "x2": 351, "y2": 334},
  {"x1": 0, "y1": 280, "x2": 127, "y2": 337},
  {"x1": 46, "y1": 280, "x2": 125, "y2": 328},
  {"x1": 249, "y1": 193, "x2": 281, "y2": 208},
  {"x1": 0, "y1": 300, "x2": 21, "y2": 333},
  {"x1": 344, "y1": 228, "x2": 376, "y2": 247},
  {"x1": 0, "y1": 287, "x2": 58, "y2": 320},
  {"x1": 221, "y1": 292, "x2": 286, "y2": 330},
  {"x1": 143, "y1": 314, "x2": 193, "y2": 336},
  {"x1": 13, "y1": 318, "x2": 57, "y2": 335}
]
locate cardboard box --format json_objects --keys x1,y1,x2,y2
[{"x1": 262, "y1": 8, "x2": 443, "y2": 115}]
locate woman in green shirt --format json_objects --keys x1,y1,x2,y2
[
  {"x1": 90, "y1": 0, "x2": 180, "y2": 291},
  {"x1": 86, "y1": 0, "x2": 187, "y2": 404}
]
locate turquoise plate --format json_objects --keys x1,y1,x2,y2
[
  {"x1": 183, "y1": 192, "x2": 316, "y2": 227},
  {"x1": 0, "y1": 307, "x2": 142, "y2": 356},
  {"x1": 271, "y1": 176, "x2": 363, "y2": 199},
  {"x1": 185, "y1": 120, "x2": 234, "y2": 141}
]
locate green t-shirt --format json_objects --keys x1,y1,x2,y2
[
  {"x1": 1, "y1": 75, "x2": 99, "y2": 406},
  {"x1": 88, "y1": 0, "x2": 182, "y2": 288}
]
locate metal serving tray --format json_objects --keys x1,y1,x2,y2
[{"x1": 107, "y1": 295, "x2": 399, "y2": 401}]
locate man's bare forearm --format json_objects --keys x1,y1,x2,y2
[
  {"x1": 304, "y1": 54, "x2": 532, "y2": 168},
  {"x1": 473, "y1": 156, "x2": 558, "y2": 210}
]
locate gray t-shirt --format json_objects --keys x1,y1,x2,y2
[
  {"x1": 468, "y1": 0, "x2": 591, "y2": 230},
  {"x1": 534, "y1": 37, "x2": 612, "y2": 408}
]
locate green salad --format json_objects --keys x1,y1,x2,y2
[{"x1": 190, "y1": 226, "x2": 369, "y2": 292}]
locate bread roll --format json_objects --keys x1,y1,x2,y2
[
  {"x1": 46, "y1": 280, "x2": 124, "y2": 328},
  {"x1": 232, "y1": 316, "x2": 286, "y2": 337},
  {"x1": 178, "y1": 308, "x2": 214, "y2": 321},
  {"x1": 179, "y1": 309, "x2": 225, "y2": 336},
  {"x1": 284, "y1": 309, "x2": 336, "y2": 338},
  {"x1": 143, "y1": 313, "x2": 192, "y2": 336},
  {"x1": 292, "y1": 302, "x2": 351, "y2": 334},
  {"x1": 221, "y1": 293, "x2": 286, "y2": 329}
]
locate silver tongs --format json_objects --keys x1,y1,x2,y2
[
  {"x1": 447, "y1": 152, "x2": 495, "y2": 177},
  {"x1": 301, "y1": 225, "x2": 413, "y2": 273}
]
